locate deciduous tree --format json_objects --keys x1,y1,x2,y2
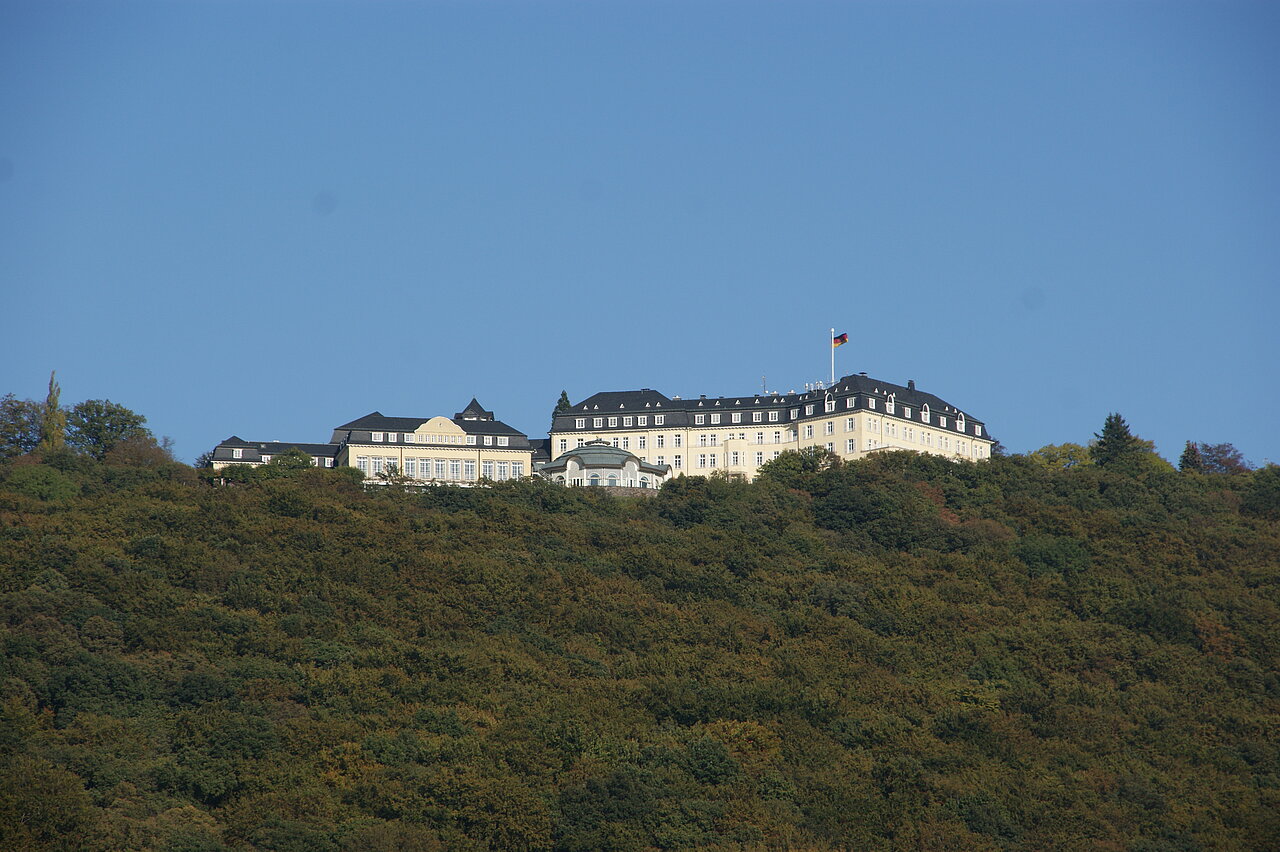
[
  {"x1": 0, "y1": 394, "x2": 41, "y2": 460},
  {"x1": 37, "y1": 372, "x2": 66, "y2": 453},
  {"x1": 67, "y1": 400, "x2": 151, "y2": 460}
]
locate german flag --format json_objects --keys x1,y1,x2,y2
[{"x1": 832, "y1": 332, "x2": 849, "y2": 348}]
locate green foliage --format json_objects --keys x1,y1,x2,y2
[
  {"x1": 0, "y1": 392, "x2": 42, "y2": 460},
  {"x1": 755, "y1": 446, "x2": 840, "y2": 489},
  {"x1": 37, "y1": 372, "x2": 66, "y2": 453},
  {"x1": 0, "y1": 431, "x2": 1276, "y2": 850},
  {"x1": 67, "y1": 399, "x2": 151, "y2": 461},
  {"x1": 1028, "y1": 442, "x2": 1092, "y2": 470},
  {"x1": 2, "y1": 464, "x2": 79, "y2": 501},
  {"x1": 555, "y1": 390, "x2": 573, "y2": 415}
]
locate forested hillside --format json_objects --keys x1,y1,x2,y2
[{"x1": 1, "y1": 428, "x2": 1278, "y2": 849}]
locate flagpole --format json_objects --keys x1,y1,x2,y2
[{"x1": 830, "y1": 328, "x2": 835, "y2": 387}]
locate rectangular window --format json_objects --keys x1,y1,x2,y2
[
  {"x1": 673, "y1": 455, "x2": 683, "y2": 469},
  {"x1": 730, "y1": 451, "x2": 740, "y2": 466},
  {"x1": 824, "y1": 422, "x2": 834, "y2": 435},
  {"x1": 593, "y1": 417, "x2": 603, "y2": 428},
  {"x1": 710, "y1": 413, "x2": 721, "y2": 424},
  {"x1": 404, "y1": 459, "x2": 417, "y2": 477},
  {"x1": 768, "y1": 411, "x2": 779, "y2": 422},
  {"x1": 826, "y1": 443, "x2": 833, "y2": 452},
  {"x1": 673, "y1": 435, "x2": 683, "y2": 448},
  {"x1": 497, "y1": 462, "x2": 509, "y2": 480},
  {"x1": 975, "y1": 425, "x2": 983, "y2": 436},
  {"x1": 846, "y1": 398, "x2": 855, "y2": 409},
  {"x1": 825, "y1": 399, "x2": 835, "y2": 413},
  {"x1": 638, "y1": 436, "x2": 646, "y2": 449},
  {"x1": 464, "y1": 460, "x2": 476, "y2": 480},
  {"x1": 484, "y1": 436, "x2": 493, "y2": 446},
  {"x1": 752, "y1": 411, "x2": 762, "y2": 423},
  {"x1": 804, "y1": 425, "x2": 814, "y2": 438},
  {"x1": 435, "y1": 459, "x2": 447, "y2": 479},
  {"x1": 699, "y1": 434, "x2": 707, "y2": 447},
  {"x1": 654, "y1": 415, "x2": 665, "y2": 425},
  {"x1": 449, "y1": 460, "x2": 462, "y2": 480},
  {"x1": 731, "y1": 412, "x2": 741, "y2": 423},
  {"x1": 324, "y1": 458, "x2": 333, "y2": 467},
  {"x1": 772, "y1": 451, "x2": 780, "y2": 459},
  {"x1": 708, "y1": 455, "x2": 717, "y2": 468},
  {"x1": 695, "y1": 414, "x2": 706, "y2": 425},
  {"x1": 611, "y1": 438, "x2": 619, "y2": 447},
  {"x1": 482, "y1": 461, "x2": 494, "y2": 479},
  {"x1": 939, "y1": 416, "x2": 947, "y2": 428},
  {"x1": 904, "y1": 407, "x2": 911, "y2": 418},
  {"x1": 755, "y1": 452, "x2": 763, "y2": 465},
  {"x1": 608, "y1": 417, "x2": 618, "y2": 427},
  {"x1": 805, "y1": 404, "x2": 814, "y2": 415},
  {"x1": 498, "y1": 436, "x2": 509, "y2": 446},
  {"x1": 773, "y1": 431, "x2": 781, "y2": 444},
  {"x1": 558, "y1": 439, "x2": 567, "y2": 452},
  {"x1": 621, "y1": 437, "x2": 629, "y2": 449},
  {"x1": 371, "y1": 432, "x2": 383, "y2": 442},
  {"x1": 232, "y1": 448, "x2": 242, "y2": 459},
  {"x1": 372, "y1": 457, "x2": 385, "y2": 474},
  {"x1": 710, "y1": 434, "x2": 718, "y2": 446},
  {"x1": 656, "y1": 455, "x2": 665, "y2": 466},
  {"x1": 403, "y1": 433, "x2": 415, "y2": 443},
  {"x1": 698, "y1": 454, "x2": 707, "y2": 468},
  {"x1": 356, "y1": 456, "x2": 369, "y2": 474},
  {"x1": 637, "y1": 415, "x2": 647, "y2": 426},
  {"x1": 755, "y1": 432, "x2": 764, "y2": 444},
  {"x1": 575, "y1": 417, "x2": 585, "y2": 429},
  {"x1": 886, "y1": 401, "x2": 895, "y2": 415},
  {"x1": 921, "y1": 411, "x2": 930, "y2": 424},
  {"x1": 656, "y1": 435, "x2": 665, "y2": 448},
  {"x1": 846, "y1": 439, "x2": 855, "y2": 453},
  {"x1": 790, "y1": 409, "x2": 799, "y2": 419},
  {"x1": 466, "y1": 436, "x2": 477, "y2": 445},
  {"x1": 576, "y1": 438, "x2": 585, "y2": 447},
  {"x1": 623, "y1": 416, "x2": 633, "y2": 427},
  {"x1": 261, "y1": 455, "x2": 271, "y2": 463},
  {"x1": 868, "y1": 399, "x2": 877, "y2": 410},
  {"x1": 512, "y1": 463, "x2": 524, "y2": 477}
]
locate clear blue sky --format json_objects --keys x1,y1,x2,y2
[{"x1": 3, "y1": 1, "x2": 1277, "y2": 466}]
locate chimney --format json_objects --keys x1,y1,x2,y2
[{"x1": 907, "y1": 379, "x2": 916, "y2": 391}]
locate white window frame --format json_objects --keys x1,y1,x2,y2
[
  {"x1": 654, "y1": 415, "x2": 665, "y2": 426},
  {"x1": 232, "y1": 448, "x2": 242, "y2": 459},
  {"x1": 371, "y1": 432, "x2": 384, "y2": 442},
  {"x1": 575, "y1": 418, "x2": 586, "y2": 429}
]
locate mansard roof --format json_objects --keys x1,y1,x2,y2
[
  {"x1": 213, "y1": 437, "x2": 339, "y2": 458},
  {"x1": 334, "y1": 411, "x2": 429, "y2": 431},
  {"x1": 574, "y1": 389, "x2": 673, "y2": 411}
]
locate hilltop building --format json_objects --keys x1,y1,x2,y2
[
  {"x1": 211, "y1": 398, "x2": 533, "y2": 484},
  {"x1": 538, "y1": 439, "x2": 671, "y2": 490},
  {"x1": 209, "y1": 375, "x2": 994, "y2": 486},
  {"x1": 548, "y1": 373, "x2": 993, "y2": 482}
]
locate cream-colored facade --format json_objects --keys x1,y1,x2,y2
[
  {"x1": 548, "y1": 378, "x2": 993, "y2": 482},
  {"x1": 341, "y1": 415, "x2": 531, "y2": 484}
]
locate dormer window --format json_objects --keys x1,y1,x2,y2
[
  {"x1": 974, "y1": 425, "x2": 982, "y2": 437},
  {"x1": 825, "y1": 396, "x2": 835, "y2": 413},
  {"x1": 903, "y1": 407, "x2": 911, "y2": 419},
  {"x1": 623, "y1": 416, "x2": 633, "y2": 427},
  {"x1": 371, "y1": 432, "x2": 384, "y2": 442},
  {"x1": 868, "y1": 399, "x2": 876, "y2": 410},
  {"x1": 710, "y1": 413, "x2": 720, "y2": 424},
  {"x1": 805, "y1": 404, "x2": 814, "y2": 415},
  {"x1": 637, "y1": 415, "x2": 647, "y2": 426},
  {"x1": 921, "y1": 405, "x2": 930, "y2": 424},
  {"x1": 261, "y1": 455, "x2": 271, "y2": 463},
  {"x1": 593, "y1": 417, "x2": 603, "y2": 428},
  {"x1": 498, "y1": 436, "x2": 509, "y2": 446},
  {"x1": 608, "y1": 417, "x2": 618, "y2": 427},
  {"x1": 695, "y1": 414, "x2": 706, "y2": 425},
  {"x1": 484, "y1": 436, "x2": 493, "y2": 446},
  {"x1": 885, "y1": 396, "x2": 895, "y2": 415},
  {"x1": 956, "y1": 417, "x2": 966, "y2": 432},
  {"x1": 466, "y1": 436, "x2": 477, "y2": 445},
  {"x1": 654, "y1": 415, "x2": 665, "y2": 425},
  {"x1": 575, "y1": 418, "x2": 585, "y2": 429},
  {"x1": 232, "y1": 448, "x2": 242, "y2": 459},
  {"x1": 939, "y1": 415, "x2": 947, "y2": 428}
]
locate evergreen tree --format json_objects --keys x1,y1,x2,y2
[
  {"x1": 1091, "y1": 413, "x2": 1142, "y2": 468},
  {"x1": 37, "y1": 371, "x2": 66, "y2": 453},
  {"x1": 1179, "y1": 440, "x2": 1205, "y2": 472},
  {"x1": 554, "y1": 390, "x2": 573, "y2": 414}
]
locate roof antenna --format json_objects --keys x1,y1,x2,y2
[{"x1": 762, "y1": 374, "x2": 766, "y2": 394}]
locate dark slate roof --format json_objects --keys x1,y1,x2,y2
[
  {"x1": 455, "y1": 398, "x2": 495, "y2": 420},
  {"x1": 552, "y1": 373, "x2": 993, "y2": 440},
  {"x1": 573, "y1": 389, "x2": 673, "y2": 412},
  {"x1": 528, "y1": 438, "x2": 552, "y2": 463},
  {"x1": 212, "y1": 437, "x2": 340, "y2": 460},
  {"x1": 334, "y1": 411, "x2": 431, "y2": 431}
]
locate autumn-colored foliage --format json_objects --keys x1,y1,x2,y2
[{"x1": 1, "y1": 441, "x2": 1277, "y2": 850}]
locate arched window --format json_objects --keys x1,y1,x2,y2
[
  {"x1": 640, "y1": 476, "x2": 650, "y2": 489},
  {"x1": 885, "y1": 394, "x2": 896, "y2": 415},
  {"x1": 607, "y1": 475, "x2": 618, "y2": 487},
  {"x1": 921, "y1": 404, "x2": 930, "y2": 424},
  {"x1": 589, "y1": 474, "x2": 600, "y2": 486},
  {"x1": 555, "y1": 475, "x2": 565, "y2": 484}
]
